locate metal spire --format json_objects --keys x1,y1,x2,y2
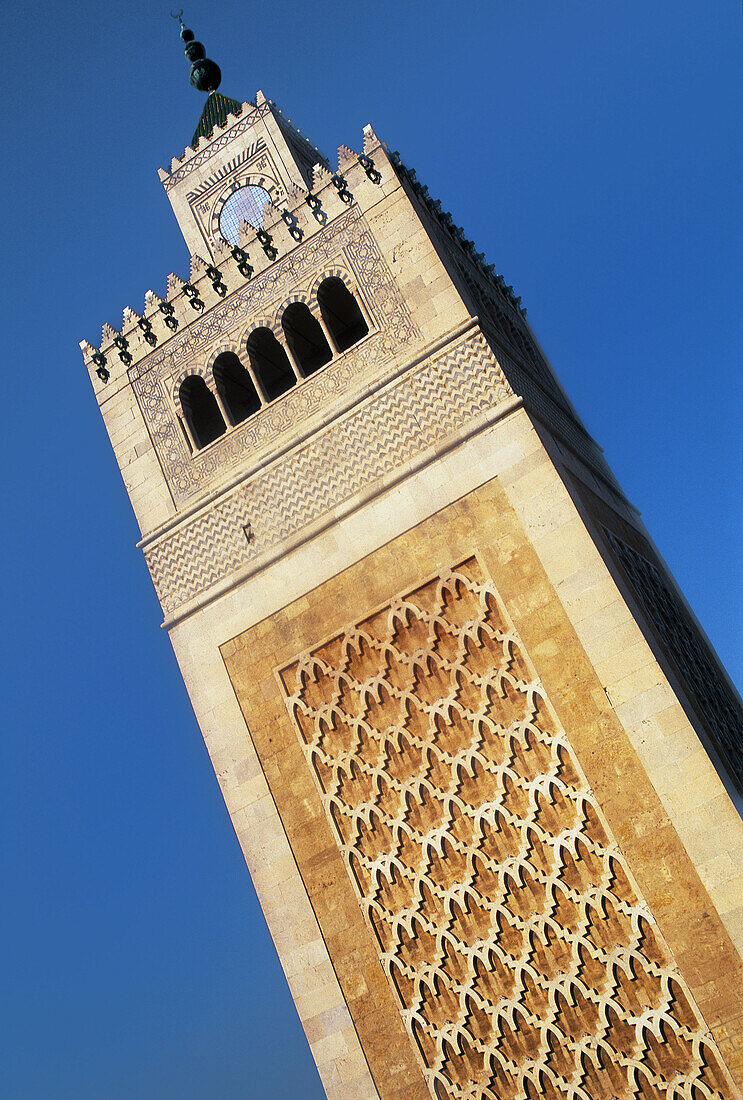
[{"x1": 171, "y1": 10, "x2": 222, "y2": 94}]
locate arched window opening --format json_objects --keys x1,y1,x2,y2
[
  {"x1": 247, "y1": 328, "x2": 296, "y2": 402},
  {"x1": 317, "y1": 277, "x2": 368, "y2": 352},
  {"x1": 213, "y1": 352, "x2": 262, "y2": 425},
  {"x1": 282, "y1": 303, "x2": 332, "y2": 376},
  {"x1": 179, "y1": 376, "x2": 226, "y2": 449}
]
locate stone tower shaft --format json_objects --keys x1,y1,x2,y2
[{"x1": 83, "y1": 90, "x2": 743, "y2": 1100}]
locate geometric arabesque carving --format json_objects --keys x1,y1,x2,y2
[
  {"x1": 131, "y1": 207, "x2": 419, "y2": 504},
  {"x1": 280, "y1": 559, "x2": 734, "y2": 1100},
  {"x1": 145, "y1": 331, "x2": 512, "y2": 617}
]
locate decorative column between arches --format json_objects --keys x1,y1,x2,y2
[
  {"x1": 315, "y1": 307, "x2": 339, "y2": 354},
  {"x1": 279, "y1": 334, "x2": 304, "y2": 381},
  {"x1": 177, "y1": 411, "x2": 198, "y2": 453},
  {"x1": 212, "y1": 384, "x2": 234, "y2": 429},
  {"x1": 243, "y1": 357, "x2": 269, "y2": 405}
]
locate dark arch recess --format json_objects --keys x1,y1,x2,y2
[
  {"x1": 213, "y1": 351, "x2": 262, "y2": 425},
  {"x1": 317, "y1": 277, "x2": 369, "y2": 352},
  {"x1": 282, "y1": 302, "x2": 332, "y2": 376},
  {"x1": 246, "y1": 328, "x2": 296, "y2": 402},
  {"x1": 179, "y1": 375, "x2": 226, "y2": 449}
]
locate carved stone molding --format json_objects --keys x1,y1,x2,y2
[{"x1": 145, "y1": 330, "x2": 513, "y2": 617}]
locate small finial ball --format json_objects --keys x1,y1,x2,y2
[
  {"x1": 184, "y1": 39, "x2": 206, "y2": 61},
  {"x1": 180, "y1": 26, "x2": 194, "y2": 41},
  {"x1": 189, "y1": 58, "x2": 221, "y2": 93}
]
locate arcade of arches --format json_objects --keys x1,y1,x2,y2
[{"x1": 179, "y1": 277, "x2": 368, "y2": 451}]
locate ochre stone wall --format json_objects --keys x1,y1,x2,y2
[{"x1": 221, "y1": 477, "x2": 743, "y2": 1099}]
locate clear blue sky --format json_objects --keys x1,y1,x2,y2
[{"x1": 2, "y1": 2, "x2": 741, "y2": 1097}]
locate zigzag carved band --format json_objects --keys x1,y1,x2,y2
[{"x1": 145, "y1": 330, "x2": 511, "y2": 616}]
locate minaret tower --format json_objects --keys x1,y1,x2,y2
[{"x1": 82, "y1": 20, "x2": 743, "y2": 1099}]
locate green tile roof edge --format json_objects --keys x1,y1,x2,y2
[{"x1": 191, "y1": 92, "x2": 244, "y2": 147}]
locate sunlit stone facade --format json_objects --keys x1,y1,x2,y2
[{"x1": 83, "y1": 89, "x2": 743, "y2": 1098}]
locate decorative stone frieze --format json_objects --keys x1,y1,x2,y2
[
  {"x1": 144, "y1": 330, "x2": 513, "y2": 617},
  {"x1": 131, "y1": 206, "x2": 419, "y2": 503}
]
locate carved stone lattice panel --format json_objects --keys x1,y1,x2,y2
[
  {"x1": 278, "y1": 559, "x2": 734, "y2": 1100},
  {"x1": 130, "y1": 207, "x2": 419, "y2": 504},
  {"x1": 145, "y1": 330, "x2": 512, "y2": 617}
]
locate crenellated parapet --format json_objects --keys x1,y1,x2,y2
[
  {"x1": 81, "y1": 129, "x2": 390, "y2": 389},
  {"x1": 157, "y1": 99, "x2": 250, "y2": 183},
  {"x1": 389, "y1": 149, "x2": 526, "y2": 317},
  {"x1": 157, "y1": 92, "x2": 328, "y2": 188}
]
